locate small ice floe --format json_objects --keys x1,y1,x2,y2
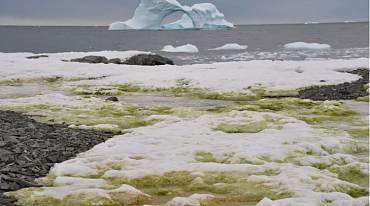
[
  {"x1": 304, "y1": 21, "x2": 319, "y2": 24},
  {"x1": 161, "y1": 44, "x2": 199, "y2": 53},
  {"x1": 209, "y1": 43, "x2": 248, "y2": 50},
  {"x1": 284, "y1": 42, "x2": 331, "y2": 50}
]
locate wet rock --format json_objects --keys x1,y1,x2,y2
[
  {"x1": 71, "y1": 55, "x2": 109, "y2": 64},
  {"x1": 26, "y1": 55, "x2": 49, "y2": 59},
  {"x1": 106, "y1": 96, "x2": 119, "y2": 102},
  {"x1": 108, "y1": 58, "x2": 121, "y2": 64},
  {"x1": 123, "y1": 54, "x2": 174, "y2": 66}
]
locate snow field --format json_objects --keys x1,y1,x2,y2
[
  {"x1": 1, "y1": 51, "x2": 368, "y2": 97},
  {"x1": 2, "y1": 94, "x2": 368, "y2": 205},
  {"x1": 1, "y1": 51, "x2": 368, "y2": 205}
]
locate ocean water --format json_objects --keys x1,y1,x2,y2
[{"x1": 0, "y1": 22, "x2": 368, "y2": 65}]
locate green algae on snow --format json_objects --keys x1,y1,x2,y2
[
  {"x1": 0, "y1": 98, "x2": 173, "y2": 133},
  {"x1": 9, "y1": 188, "x2": 152, "y2": 206},
  {"x1": 356, "y1": 96, "x2": 369, "y2": 102},
  {"x1": 345, "y1": 128, "x2": 369, "y2": 139},
  {"x1": 103, "y1": 171, "x2": 290, "y2": 204},
  {"x1": 0, "y1": 79, "x2": 24, "y2": 87},
  {"x1": 70, "y1": 84, "x2": 267, "y2": 101}
]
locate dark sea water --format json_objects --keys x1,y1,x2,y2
[{"x1": 0, "y1": 22, "x2": 368, "y2": 65}]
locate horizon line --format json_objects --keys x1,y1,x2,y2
[{"x1": 0, "y1": 21, "x2": 368, "y2": 27}]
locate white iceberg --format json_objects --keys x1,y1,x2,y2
[
  {"x1": 209, "y1": 43, "x2": 248, "y2": 50},
  {"x1": 108, "y1": 0, "x2": 233, "y2": 30},
  {"x1": 284, "y1": 42, "x2": 331, "y2": 50},
  {"x1": 161, "y1": 44, "x2": 199, "y2": 53},
  {"x1": 163, "y1": 14, "x2": 196, "y2": 30}
]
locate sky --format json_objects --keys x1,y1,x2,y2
[{"x1": 0, "y1": 0, "x2": 368, "y2": 26}]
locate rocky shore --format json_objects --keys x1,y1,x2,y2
[
  {"x1": 299, "y1": 68, "x2": 369, "y2": 101},
  {"x1": 0, "y1": 111, "x2": 114, "y2": 206}
]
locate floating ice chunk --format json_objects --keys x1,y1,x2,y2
[
  {"x1": 284, "y1": 42, "x2": 331, "y2": 50},
  {"x1": 209, "y1": 43, "x2": 248, "y2": 50},
  {"x1": 108, "y1": 0, "x2": 233, "y2": 30},
  {"x1": 304, "y1": 21, "x2": 319, "y2": 24},
  {"x1": 161, "y1": 44, "x2": 199, "y2": 53}
]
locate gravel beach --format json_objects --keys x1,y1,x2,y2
[
  {"x1": 299, "y1": 68, "x2": 369, "y2": 101},
  {"x1": 0, "y1": 111, "x2": 114, "y2": 206}
]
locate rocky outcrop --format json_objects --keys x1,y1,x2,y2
[
  {"x1": 108, "y1": 58, "x2": 121, "y2": 64},
  {"x1": 26, "y1": 55, "x2": 49, "y2": 59},
  {"x1": 123, "y1": 54, "x2": 174, "y2": 66},
  {"x1": 69, "y1": 55, "x2": 173, "y2": 66},
  {"x1": 71, "y1": 56, "x2": 109, "y2": 64}
]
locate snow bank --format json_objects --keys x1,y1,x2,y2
[
  {"x1": 108, "y1": 0, "x2": 233, "y2": 30},
  {"x1": 284, "y1": 42, "x2": 331, "y2": 50},
  {"x1": 209, "y1": 43, "x2": 248, "y2": 50},
  {"x1": 0, "y1": 52, "x2": 368, "y2": 93},
  {"x1": 161, "y1": 44, "x2": 199, "y2": 53}
]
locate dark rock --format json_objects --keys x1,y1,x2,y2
[
  {"x1": 26, "y1": 55, "x2": 49, "y2": 59},
  {"x1": 0, "y1": 110, "x2": 115, "y2": 204},
  {"x1": 9, "y1": 183, "x2": 20, "y2": 191},
  {"x1": 0, "y1": 182, "x2": 10, "y2": 190},
  {"x1": 123, "y1": 54, "x2": 174, "y2": 66},
  {"x1": 27, "y1": 123, "x2": 36, "y2": 129},
  {"x1": 108, "y1": 58, "x2": 121, "y2": 64},
  {"x1": 71, "y1": 55, "x2": 108, "y2": 64},
  {"x1": 106, "y1": 96, "x2": 119, "y2": 102}
]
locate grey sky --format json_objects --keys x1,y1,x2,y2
[{"x1": 0, "y1": 0, "x2": 368, "y2": 26}]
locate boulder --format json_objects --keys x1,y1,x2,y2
[
  {"x1": 106, "y1": 97, "x2": 119, "y2": 102},
  {"x1": 71, "y1": 56, "x2": 108, "y2": 64},
  {"x1": 108, "y1": 58, "x2": 121, "y2": 64},
  {"x1": 123, "y1": 54, "x2": 174, "y2": 66}
]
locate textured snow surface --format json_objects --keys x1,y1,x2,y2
[
  {"x1": 108, "y1": 0, "x2": 233, "y2": 30},
  {"x1": 1, "y1": 51, "x2": 368, "y2": 205},
  {"x1": 0, "y1": 51, "x2": 368, "y2": 93}
]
